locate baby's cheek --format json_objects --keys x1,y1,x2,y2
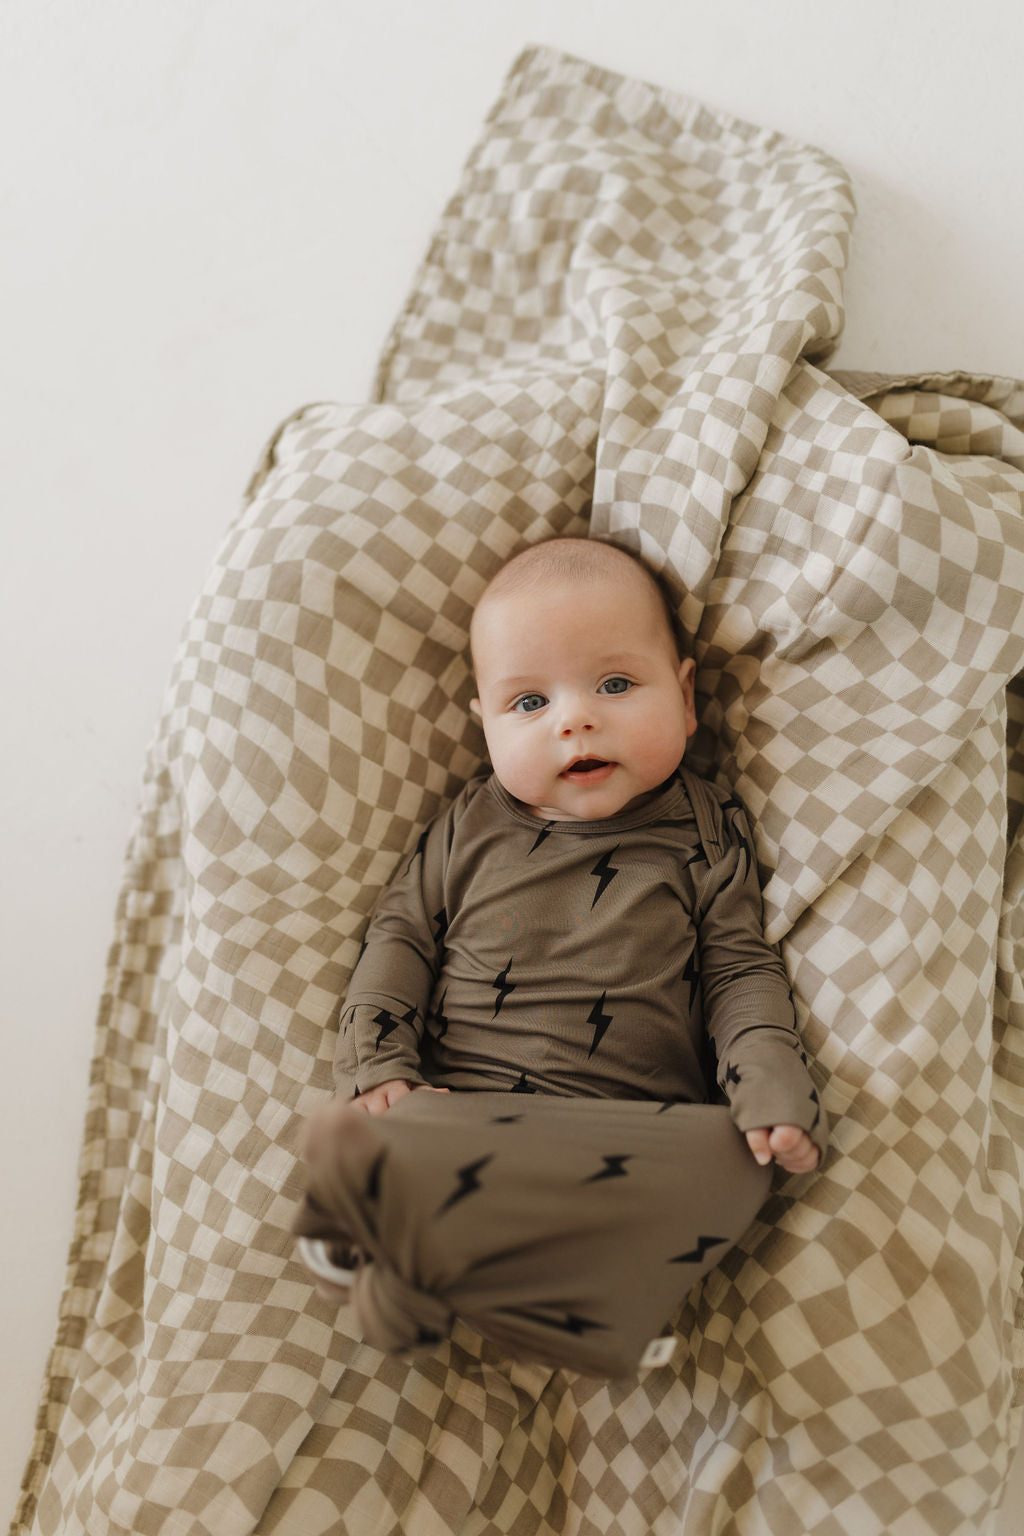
[{"x1": 491, "y1": 737, "x2": 543, "y2": 801}]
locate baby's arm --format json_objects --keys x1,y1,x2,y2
[
  {"x1": 697, "y1": 794, "x2": 828, "y2": 1169},
  {"x1": 335, "y1": 796, "x2": 464, "y2": 1098}
]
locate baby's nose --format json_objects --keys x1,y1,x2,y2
[{"x1": 557, "y1": 695, "x2": 595, "y2": 735}]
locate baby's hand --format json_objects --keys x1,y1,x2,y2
[
  {"x1": 352, "y1": 1079, "x2": 449, "y2": 1115},
  {"x1": 745, "y1": 1124, "x2": 820, "y2": 1174}
]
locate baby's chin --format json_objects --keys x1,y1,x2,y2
[{"x1": 528, "y1": 779, "x2": 666, "y2": 823}]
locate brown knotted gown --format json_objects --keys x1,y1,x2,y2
[{"x1": 293, "y1": 768, "x2": 825, "y2": 1375}]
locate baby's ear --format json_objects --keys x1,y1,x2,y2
[
  {"x1": 470, "y1": 698, "x2": 482, "y2": 718},
  {"x1": 678, "y1": 658, "x2": 698, "y2": 739}
]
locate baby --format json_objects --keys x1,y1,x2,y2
[
  {"x1": 294, "y1": 536, "x2": 825, "y2": 1374},
  {"x1": 337, "y1": 536, "x2": 822, "y2": 1172}
]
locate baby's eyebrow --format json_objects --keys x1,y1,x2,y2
[
  {"x1": 492, "y1": 653, "x2": 648, "y2": 686},
  {"x1": 487, "y1": 675, "x2": 543, "y2": 695},
  {"x1": 594, "y1": 652, "x2": 649, "y2": 669}
]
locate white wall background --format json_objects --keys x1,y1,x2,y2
[{"x1": 3, "y1": 0, "x2": 1022, "y2": 1526}]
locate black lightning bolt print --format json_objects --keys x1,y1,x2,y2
[
  {"x1": 492, "y1": 958, "x2": 515, "y2": 1016},
  {"x1": 436, "y1": 1154, "x2": 495, "y2": 1215},
  {"x1": 374, "y1": 1001, "x2": 414, "y2": 1050},
  {"x1": 724, "y1": 1062, "x2": 742, "y2": 1088},
  {"x1": 529, "y1": 823, "x2": 554, "y2": 854},
  {"x1": 403, "y1": 826, "x2": 430, "y2": 877},
  {"x1": 361, "y1": 1149, "x2": 387, "y2": 1237},
  {"x1": 373, "y1": 1006, "x2": 416, "y2": 1049},
  {"x1": 721, "y1": 797, "x2": 753, "y2": 878},
  {"x1": 366, "y1": 1150, "x2": 386, "y2": 1204},
  {"x1": 587, "y1": 992, "x2": 613, "y2": 1058},
  {"x1": 433, "y1": 988, "x2": 449, "y2": 1041},
  {"x1": 681, "y1": 948, "x2": 700, "y2": 1014},
  {"x1": 512, "y1": 1309, "x2": 610, "y2": 1337},
  {"x1": 432, "y1": 907, "x2": 448, "y2": 944},
  {"x1": 582, "y1": 1154, "x2": 632, "y2": 1184},
  {"x1": 670, "y1": 1235, "x2": 728, "y2": 1265},
  {"x1": 491, "y1": 1114, "x2": 524, "y2": 1124},
  {"x1": 590, "y1": 846, "x2": 620, "y2": 907},
  {"x1": 510, "y1": 1073, "x2": 536, "y2": 1094},
  {"x1": 721, "y1": 795, "x2": 745, "y2": 827},
  {"x1": 808, "y1": 1085, "x2": 821, "y2": 1131}
]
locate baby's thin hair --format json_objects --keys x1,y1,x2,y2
[{"x1": 476, "y1": 537, "x2": 683, "y2": 655}]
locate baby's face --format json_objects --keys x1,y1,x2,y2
[{"x1": 471, "y1": 575, "x2": 697, "y2": 821}]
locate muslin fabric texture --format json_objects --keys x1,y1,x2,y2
[{"x1": 14, "y1": 45, "x2": 1024, "y2": 1536}]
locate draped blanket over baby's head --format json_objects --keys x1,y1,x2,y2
[{"x1": 16, "y1": 46, "x2": 1024, "y2": 1536}]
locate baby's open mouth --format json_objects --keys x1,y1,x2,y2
[{"x1": 562, "y1": 758, "x2": 613, "y2": 777}]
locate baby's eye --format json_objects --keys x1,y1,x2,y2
[
  {"x1": 512, "y1": 693, "x2": 547, "y2": 714},
  {"x1": 599, "y1": 676, "x2": 633, "y2": 695}
]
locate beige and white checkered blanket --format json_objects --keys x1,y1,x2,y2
[{"x1": 15, "y1": 46, "x2": 1024, "y2": 1536}]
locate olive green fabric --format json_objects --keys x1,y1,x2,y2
[
  {"x1": 294, "y1": 1092, "x2": 773, "y2": 1376},
  {"x1": 339, "y1": 770, "x2": 824, "y2": 1148},
  {"x1": 295, "y1": 765, "x2": 823, "y2": 1379}
]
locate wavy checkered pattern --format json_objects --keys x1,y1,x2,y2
[{"x1": 14, "y1": 46, "x2": 1024, "y2": 1536}]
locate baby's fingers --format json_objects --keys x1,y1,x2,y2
[
  {"x1": 745, "y1": 1125, "x2": 820, "y2": 1173},
  {"x1": 771, "y1": 1127, "x2": 820, "y2": 1173},
  {"x1": 352, "y1": 1080, "x2": 413, "y2": 1115}
]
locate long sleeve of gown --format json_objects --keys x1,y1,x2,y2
[
  {"x1": 334, "y1": 803, "x2": 454, "y2": 1096},
  {"x1": 697, "y1": 796, "x2": 828, "y2": 1159}
]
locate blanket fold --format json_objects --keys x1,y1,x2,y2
[{"x1": 14, "y1": 44, "x2": 1024, "y2": 1536}]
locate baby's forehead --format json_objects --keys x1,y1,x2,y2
[
  {"x1": 486, "y1": 554, "x2": 661, "y2": 611},
  {"x1": 470, "y1": 568, "x2": 667, "y2": 667},
  {"x1": 474, "y1": 569, "x2": 612, "y2": 631}
]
